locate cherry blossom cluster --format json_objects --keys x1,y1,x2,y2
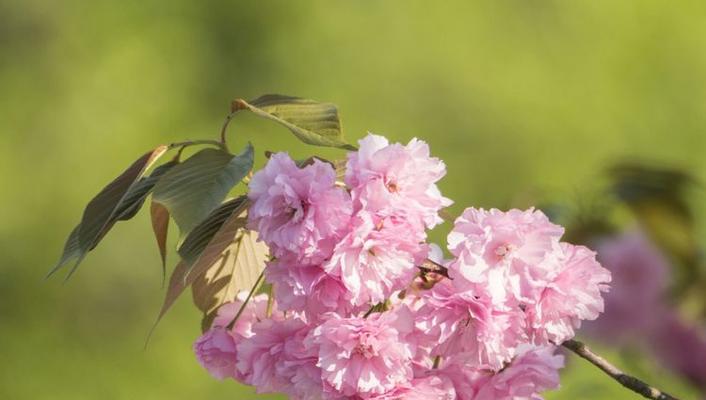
[{"x1": 193, "y1": 134, "x2": 612, "y2": 399}]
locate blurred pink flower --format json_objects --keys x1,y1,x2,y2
[
  {"x1": 248, "y1": 152, "x2": 352, "y2": 264},
  {"x1": 650, "y1": 312, "x2": 706, "y2": 390},
  {"x1": 585, "y1": 230, "x2": 670, "y2": 343}
]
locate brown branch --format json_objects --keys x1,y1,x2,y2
[{"x1": 563, "y1": 339, "x2": 679, "y2": 400}]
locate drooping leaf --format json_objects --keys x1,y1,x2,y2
[
  {"x1": 232, "y1": 94, "x2": 356, "y2": 150},
  {"x1": 152, "y1": 145, "x2": 253, "y2": 235},
  {"x1": 152, "y1": 197, "x2": 249, "y2": 328},
  {"x1": 114, "y1": 161, "x2": 178, "y2": 222},
  {"x1": 150, "y1": 200, "x2": 170, "y2": 282},
  {"x1": 178, "y1": 197, "x2": 249, "y2": 266},
  {"x1": 46, "y1": 225, "x2": 81, "y2": 278},
  {"x1": 49, "y1": 146, "x2": 168, "y2": 279},
  {"x1": 192, "y1": 229, "x2": 268, "y2": 331}
]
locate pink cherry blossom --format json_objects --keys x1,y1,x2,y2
[
  {"x1": 345, "y1": 134, "x2": 451, "y2": 229},
  {"x1": 248, "y1": 152, "x2": 353, "y2": 264},
  {"x1": 367, "y1": 375, "x2": 457, "y2": 400},
  {"x1": 472, "y1": 345, "x2": 564, "y2": 400},
  {"x1": 307, "y1": 310, "x2": 415, "y2": 398},
  {"x1": 193, "y1": 292, "x2": 274, "y2": 381},
  {"x1": 324, "y1": 212, "x2": 426, "y2": 306},
  {"x1": 193, "y1": 328, "x2": 240, "y2": 380},
  {"x1": 235, "y1": 316, "x2": 313, "y2": 394},
  {"x1": 527, "y1": 243, "x2": 611, "y2": 345},
  {"x1": 192, "y1": 134, "x2": 613, "y2": 398},
  {"x1": 265, "y1": 259, "x2": 357, "y2": 320},
  {"x1": 415, "y1": 279, "x2": 526, "y2": 370},
  {"x1": 448, "y1": 208, "x2": 565, "y2": 306},
  {"x1": 211, "y1": 292, "x2": 278, "y2": 338}
]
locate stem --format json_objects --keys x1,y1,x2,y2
[
  {"x1": 226, "y1": 271, "x2": 264, "y2": 330},
  {"x1": 220, "y1": 111, "x2": 237, "y2": 150},
  {"x1": 167, "y1": 139, "x2": 227, "y2": 151},
  {"x1": 563, "y1": 339, "x2": 679, "y2": 400}
]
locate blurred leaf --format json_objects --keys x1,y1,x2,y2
[
  {"x1": 150, "y1": 201, "x2": 170, "y2": 282},
  {"x1": 46, "y1": 225, "x2": 81, "y2": 278},
  {"x1": 152, "y1": 145, "x2": 253, "y2": 235},
  {"x1": 192, "y1": 229, "x2": 268, "y2": 331},
  {"x1": 49, "y1": 146, "x2": 168, "y2": 279},
  {"x1": 609, "y1": 163, "x2": 702, "y2": 293},
  {"x1": 232, "y1": 94, "x2": 356, "y2": 150},
  {"x1": 153, "y1": 197, "x2": 249, "y2": 328},
  {"x1": 610, "y1": 163, "x2": 694, "y2": 220}
]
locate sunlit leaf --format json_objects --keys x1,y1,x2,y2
[
  {"x1": 152, "y1": 145, "x2": 253, "y2": 235},
  {"x1": 49, "y1": 146, "x2": 168, "y2": 279},
  {"x1": 232, "y1": 94, "x2": 356, "y2": 150},
  {"x1": 152, "y1": 197, "x2": 249, "y2": 328},
  {"x1": 192, "y1": 229, "x2": 268, "y2": 331},
  {"x1": 178, "y1": 197, "x2": 249, "y2": 266}
]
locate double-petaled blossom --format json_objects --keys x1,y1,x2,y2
[
  {"x1": 306, "y1": 309, "x2": 415, "y2": 398},
  {"x1": 447, "y1": 207, "x2": 611, "y2": 346},
  {"x1": 526, "y1": 242, "x2": 611, "y2": 344},
  {"x1": 472, "y1": 345, "x2": 564, "y2": 400},
  {"x1": 193, "y1": 292, "x2": 274, "y2": 380},
  {"x1": 415, "y1": 279, "x2": 527, "y2": 370},
  {"x1": 193, "y1": 135, "x2": 611, "y2": 399},
  {"x1": 248, "y1": 152, "x2": 353, "y2": 265},
  {"x1": 345, "y1": 134, "x2": 452, "y2": 229},
  {"x1": 447, "y1": 207, "x2": 565, "y2": 306},
  {"x1": 235, "y1": 316, "x2": 315, "y2": 394},
  {"x1": 324, "y1": 212, "x2": 427, "y2": 306},
  {"x1": 266, "y1": 259, "x2": 356, "y2": 320}
]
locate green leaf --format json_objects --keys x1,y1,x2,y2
[
  {"x1": 192, "y1": 229, "x2": 268, "y2": 331},
  {"x1": 114, "y1": 161, "x2": 178, "y2": 222},
  {"x1": 49, "y1": 146, "x2": 168, "y2": 279},
  {"x1": 152, "y1": 197, "x2": 250, "y2": 330},
  {"x1": 177, "y1": 196, "x2": 249, "y2": 266},
  {"x1": 152, "y1": 145, "x2": 254, "y2": 235},
  {"x1": 232, "y1": 94, "x2": 356, "y2": 150},
  {"x1": 46, "y1": 225, "x2": 81, "y2": 278}
]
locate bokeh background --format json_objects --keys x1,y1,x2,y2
[{"x1": 2, "y1": 1, "x2": 706, "y2": 398}]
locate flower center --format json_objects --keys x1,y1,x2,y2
[
  {"x1": 495, "y1": 243, "x2": 513, "y2": 257},
  {"x1": 385, "y1": 180, "x2": 399, "y2": 193},
  {"x1": 354, "y1": 333, "x2": 378, "y2": 358}
]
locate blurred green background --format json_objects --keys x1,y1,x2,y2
[{"x1": 2, "y1": 0, "x2": 705, "y2": 398}]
